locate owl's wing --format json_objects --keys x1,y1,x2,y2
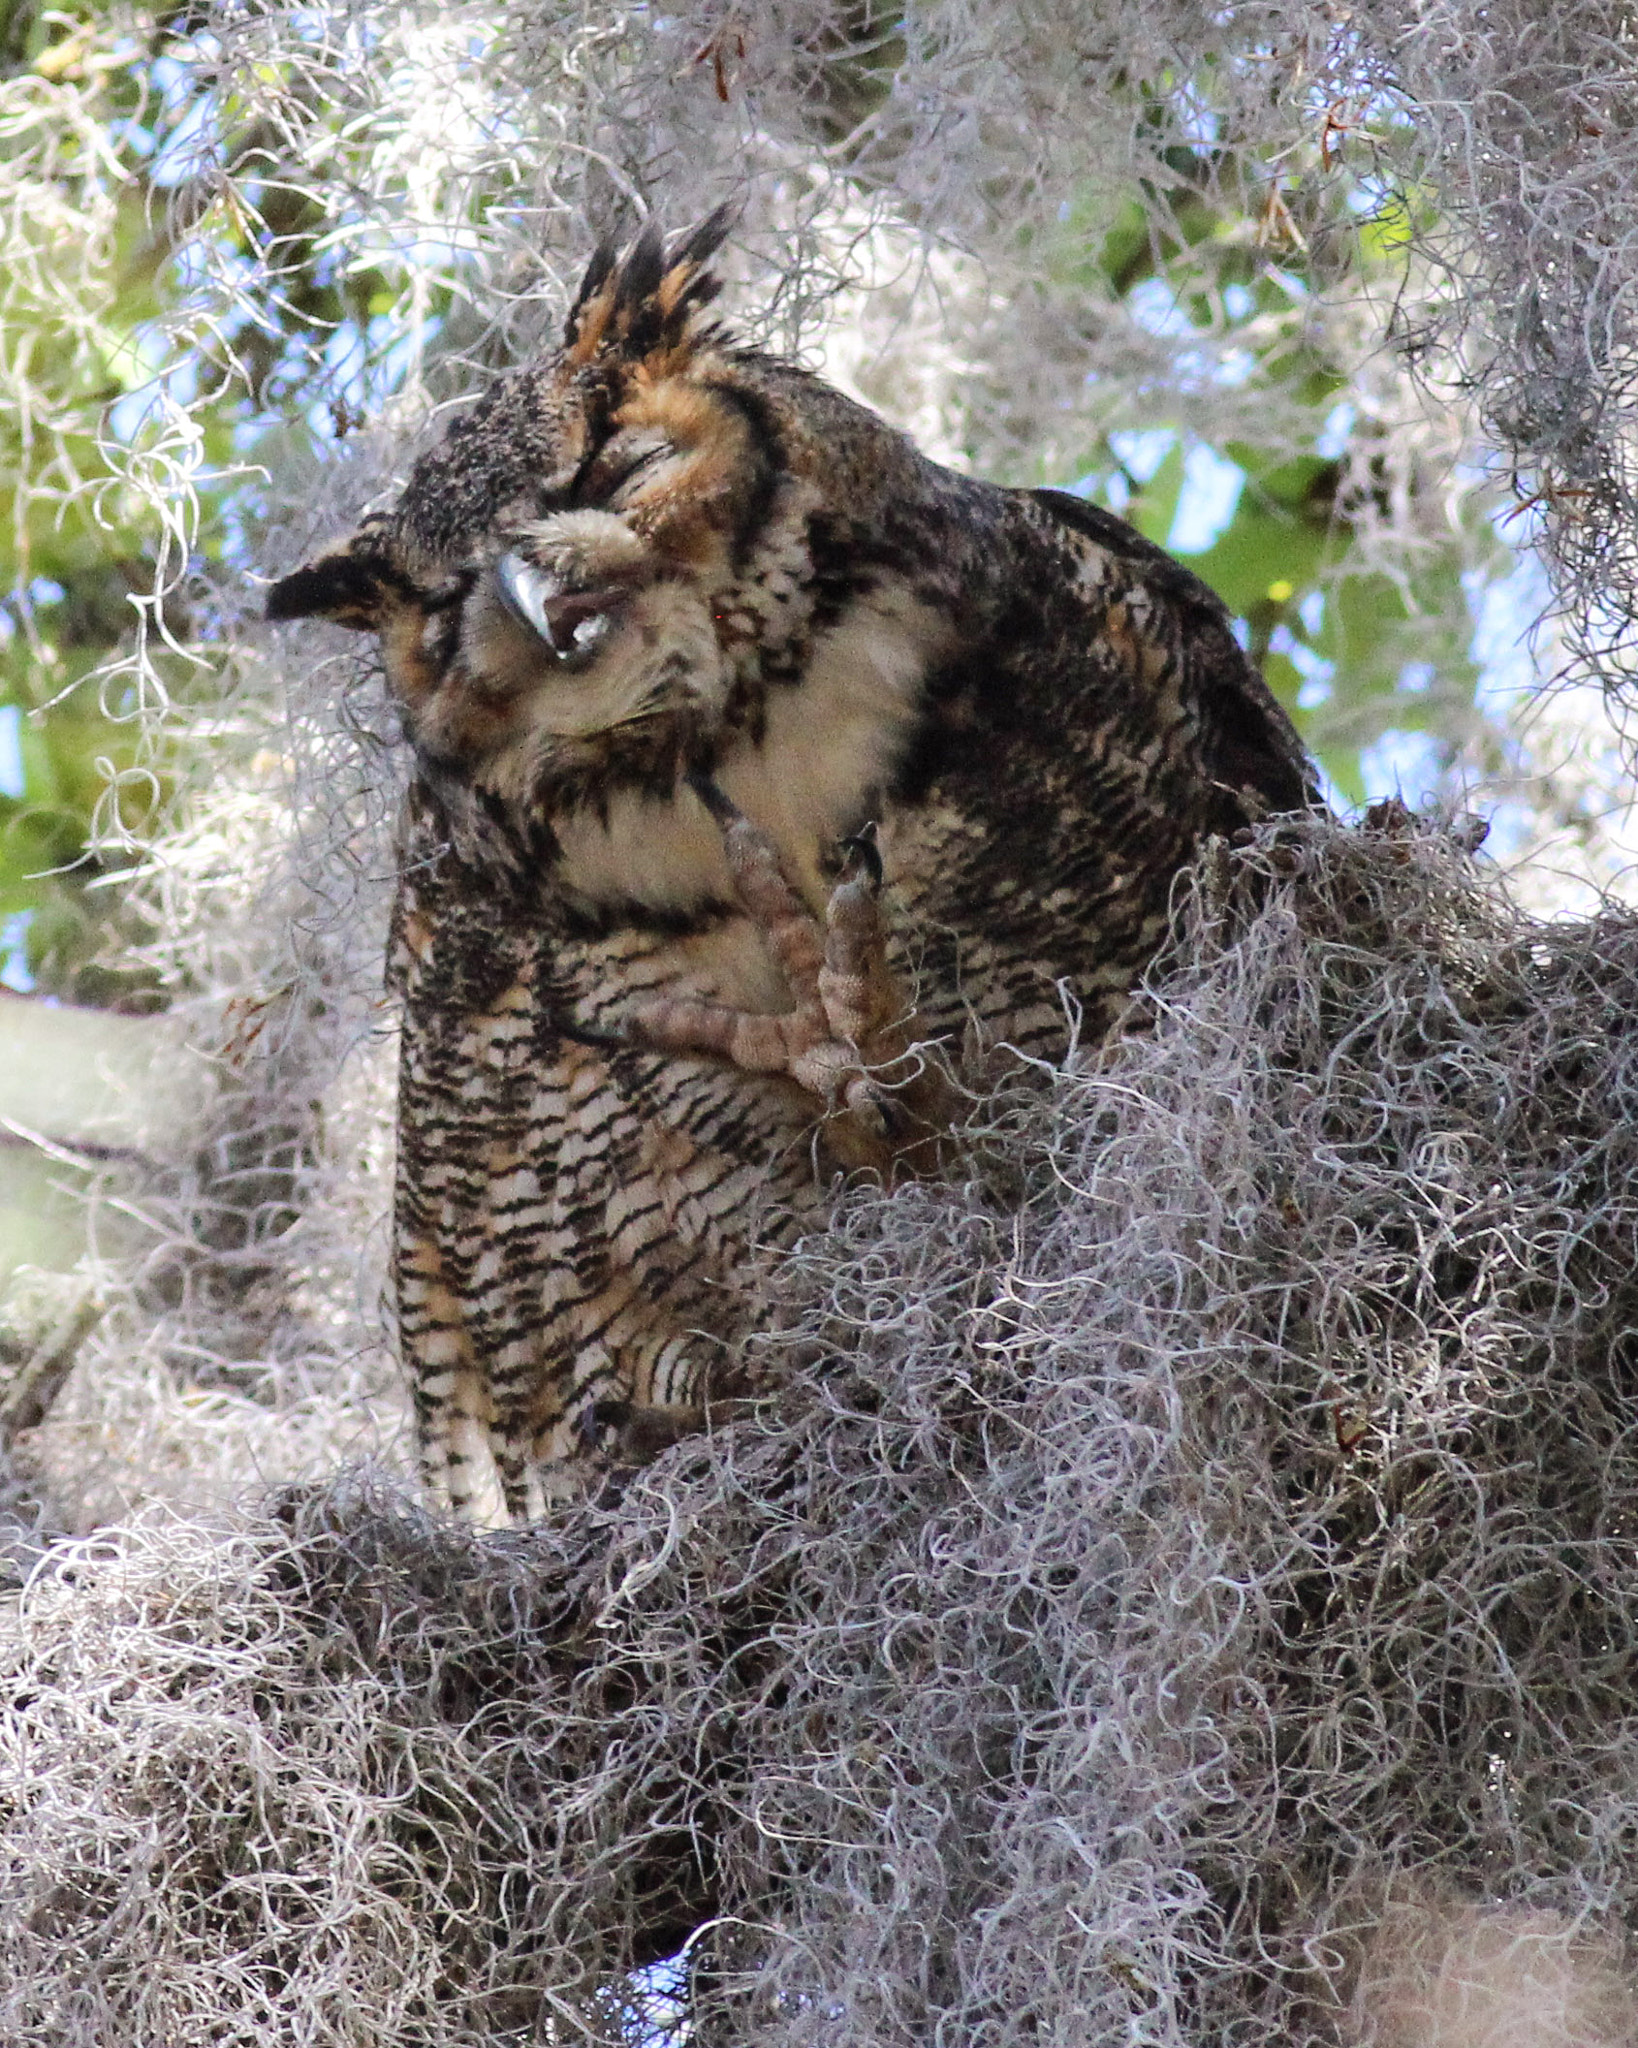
[{"x1": 1032, "y1": 487, "x2": 1320, "y2": 818}]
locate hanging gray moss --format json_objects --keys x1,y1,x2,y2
[{"x1": 6, "y1": 810, "x2": 1638, "y2": 2044}]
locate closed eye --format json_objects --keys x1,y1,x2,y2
[{"x1": 578, "y1": 429, "x2": 675, "y2": 506}]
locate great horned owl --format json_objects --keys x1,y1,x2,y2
[{"x1": 268, "y1": 214, "x2": 1316, "y2": 1521}]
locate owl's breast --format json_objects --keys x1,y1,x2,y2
[
  {"x1": 550, "y1": 908, "x2": 799, "y2": 1038},
  {"x1": 550, "y1": 579, "x2": 952, "y2": 926}
]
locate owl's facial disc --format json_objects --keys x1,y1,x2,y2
[
  {"x1": 427, "y1": 531, "x2": 729, "y2": 771},
  {"x1": 494, "y1": 553, "x2": 624, "y2": 667}
]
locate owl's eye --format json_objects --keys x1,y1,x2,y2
[
  {"x1": 598, "y1": 437, "x2": 673, "y2": 501},
  {"x1": 494, "y1": 553, "x2": 619, "y2": 669},
  {"x1": 577, "y1": 429, "x2": 675, "y2": 506}
]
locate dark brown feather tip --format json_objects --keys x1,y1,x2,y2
[
  {"x1": 667, "y1": 204, "x2": 734, "y2": 276},
  {"x1": 617, "y1": 219, "x2": 667, "y2": 320},
  {"x1": 563, "y1": 238, "x2": 619, "y2": 346},
  {"x1": 265, "y1": 552, "x2": 394, "y2": 626}
]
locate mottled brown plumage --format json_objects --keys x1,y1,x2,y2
[{"x1": 268, "y1": 214, "x2": 1317, "y2": 1520}]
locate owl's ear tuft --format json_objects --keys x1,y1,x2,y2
[
  {"x1": 265, "y1": 529, "x2": 401, "y2": 630},
  {"x1": 563, "y1": 237, "x2": 619, "y2": 348},
  {"x1": 564, "y1": 207, "x2": 734, "y2": 373}
]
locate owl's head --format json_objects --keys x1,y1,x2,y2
[{"x1": 266, "y1": 212, "x2": 792, "y2": 791}]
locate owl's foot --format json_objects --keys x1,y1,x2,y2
[{"x1": 613, "y1": 776, "x2": 956, "y2": 1175}]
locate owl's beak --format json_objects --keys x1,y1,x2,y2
[{"x1": 494, "y1": 552, "x2": 633, "y2": 662}]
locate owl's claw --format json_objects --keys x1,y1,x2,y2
[
  {"x1": 684, "y1": 768, "x2": 738, "y2": 823},
  {"x1": 614, "y1": 781, "x2": 954, "y2": 1174},
  {"x1": 837, "y1": 822, "x2": 883, "y2": 889}
]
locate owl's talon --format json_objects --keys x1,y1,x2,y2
[
  {"x1": 837, "y1": 822, "x2": 883, "y2": 889},
  {"x1": 579, "y1": 1398, "x2": 630, "y2": 1453},
  {"x1": 843, "y1": 1079, "x2": 903, "y2": 1143},
  {"x1": 684, "y1": 768, "x2": 739, "y2": 824}
]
